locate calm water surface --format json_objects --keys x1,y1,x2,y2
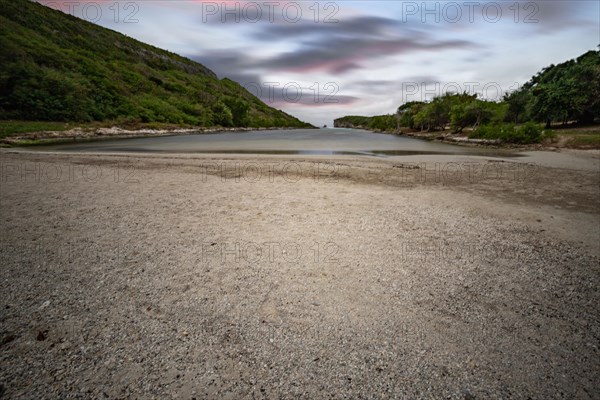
[{"x1": 32, "y1": 128, "x2": 520, "y2": 158}]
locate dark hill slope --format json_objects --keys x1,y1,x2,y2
[{"x1": 0, "y1": 0, "x2": 311, "y2": 128}]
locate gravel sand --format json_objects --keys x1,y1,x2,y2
[{"x1": 0, "y1": 150, "x2": 599, "y2": 398}]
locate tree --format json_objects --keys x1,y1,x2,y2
[
  {"x1": 450, "y1": 99, "x2": 494, "y2": 133},
  {"x1": 397, "y1": 101, "x2": 425, "y2": 129},
  {"x1": 212, "y1": 102, "x2": 233, "y2": 127},
  {"x1": 223, "y1": 96, "x2": 250, "y2": 127},
  {"x1": 527, "y1": 50, "x2": 600, "y2": 127},
  {"x1": 412, "y1": 93, "x2": 475, "y2": 131},
  {"x1": 503, "y1": 88, "x2": 531, "y2": 124}
]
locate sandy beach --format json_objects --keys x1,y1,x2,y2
[{"x1": 0, "y1": 149, "x2": 599, "y2": 398}]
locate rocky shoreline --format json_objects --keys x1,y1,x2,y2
[
  {"x1": 340, "y1": 125, "x2": 568, "y2": 150},
  {"x1": 0, "y1": 126, "x2": 310, "y2": 146}
]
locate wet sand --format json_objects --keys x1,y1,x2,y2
[{"x1": 0, "y1": 149, "x2": 598, "y2": 398}]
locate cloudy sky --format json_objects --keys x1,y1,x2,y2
[{"x1": 40, "y1": 1, "x2": 599, "y2": 126}]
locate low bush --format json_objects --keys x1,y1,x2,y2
[{"x1": 470, "y1": 122, "x2": 545, "y2": 144}]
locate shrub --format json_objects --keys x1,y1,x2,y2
[
  {"x1": 516, "y1": 122, "x2": 544, "y2": 143},
  {"x1": 470, "y1": 122, "x2": 544, "y2": 144},
  {"x1": 211, "y1": 102, "x2": 233, "y2": 127}
]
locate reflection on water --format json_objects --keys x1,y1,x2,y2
[{"x1": 31, "y1": 128, "x2": 520, "y2": 158}]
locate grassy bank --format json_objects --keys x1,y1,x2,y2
[
  {"x1": 0, "y1": 121, "x2": 74, "y2": 138},
  {"x1": 548, "y1": 126, "x2": 600, "y2": 149}
]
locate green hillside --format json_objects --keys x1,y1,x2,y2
[{"x1": 0, "y1": 0, "x2": 312, "y2": 129}]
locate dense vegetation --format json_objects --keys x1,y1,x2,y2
[
  {"x1": 331, "y1": 115, "x2": 398, "y2": 131},
  {"x1": 505, "y1": 50, "x2": 600, "y2": 127},
  {"x1": 0, "y1": 0, "x2": 312, "y2": 128},
  {"x1": 335, "y1": 50, "x2": 600, "y2": 144}
]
